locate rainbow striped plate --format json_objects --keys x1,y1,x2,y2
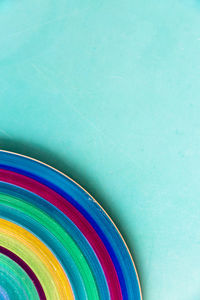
[{"x1": 0, "y1": 150, "x2": 142, "y2": 300}]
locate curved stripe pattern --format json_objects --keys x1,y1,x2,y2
[
  {"x1": 0, "y1": 251, "x2": 39, "y2": 300},
  {"x1": 0, "y1": 150, "x2": 142, "y2": 300},
  {"x1": 0, "y1": 246, "x2": 46, "y2": 299}
]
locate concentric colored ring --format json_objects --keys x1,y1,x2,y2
[
  {"x1": 0, "y1": 251, "x2": 40, "y2": 300},
  {"x1": 0, "y1": 150, "x2": 142, "y2": 300},
  {"x1": 0, "y1": 190, "x2": 102, "y2": 300},
  {"x1": 0, "y1": 219, "x2": 74, "y2": 300},
  {"x1": 0, "y1": 246, "x2": 46, "y2": 299}
]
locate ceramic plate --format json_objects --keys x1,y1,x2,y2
[{"x1": 0, "y1": 150, "x2": 142, "y2": 300}]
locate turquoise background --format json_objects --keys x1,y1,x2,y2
[{"x1": 0, "y1": 1, "x2": 200, "y2": 299}]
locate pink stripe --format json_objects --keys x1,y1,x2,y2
[{"x1": 0, "y1": 169, "x2": 123, "y2": 300}]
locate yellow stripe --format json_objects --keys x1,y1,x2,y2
[{"x1": 0, "y1": 219, "x2": 74, "y2": 300}]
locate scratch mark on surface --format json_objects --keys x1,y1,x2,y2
[
  {"x1": 32, "y1": 64, "x2": 50, "y2": 80},
  {"x1": 0, "y1": 129, "x2": 12, "y2": 138},
  {"x1": 7, "y1": 13, "x2": 70, "y2": 38}
]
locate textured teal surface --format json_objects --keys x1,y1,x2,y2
[{"x1": 0, "y1": 1, "x2": 200, "y2": 299}]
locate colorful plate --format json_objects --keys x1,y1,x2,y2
[{"x1": 0, "y1": 150, "x2": 142, "y2": 300}]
